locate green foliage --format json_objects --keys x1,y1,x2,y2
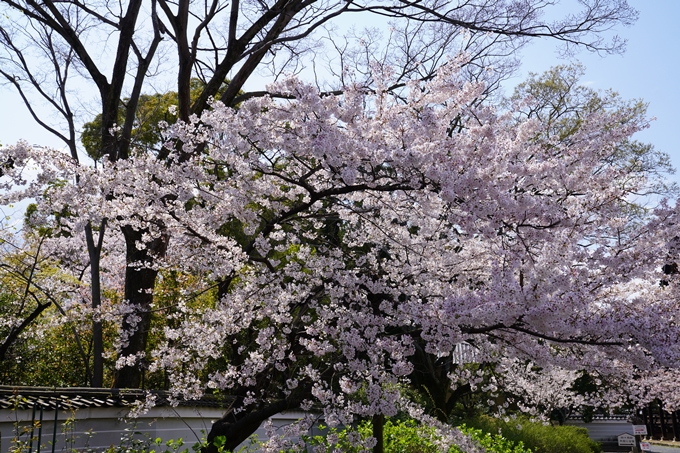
[
  {"x1": 381, "y1": 420, "x2": 439, "y2": 453},
  {"x1": 81, "y1": 78, "x2": 231, "y2": 160},
  {"x1": 0, "y1": 302, "x2": 122, "y2": 387},
  {"x1": 81, "y1": 91, "x2": 179, "y2": 159},
  {"x1": 1, "y1": 319, "x2": 89, "y2": 386},
  {"x1": 8, "y1": 414, "x2": 38, "y2": 453},
  {"x1": 0, "y1": 238, "x2": 119, "y2": 386},
  {"x1": 453, "y1": 428, "x2": 529, "y2": 453},
  {"x1": 103, "y1": 431, "x2": 260, "y2": 453},
  {"x1": 285, "y1": 418, "x2": 530, "y2": 453},
  {"x1": 463, "y1": 416, "x2": 601, "y2": 453},
  {"x1": 0, "y1": 228, "x2": 118, "y2": 386}
]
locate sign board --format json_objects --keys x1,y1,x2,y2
[
  {"x1": 640, "y1": 441, "x2": 652, "y2": 451},
  {"x1": 618, "y1": 433, "x2": 636, "y2": 446},
  {"x1": 633, "y1": 424, "x2": 648, "y2": 435}
]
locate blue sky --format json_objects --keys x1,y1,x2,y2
[{"x1": 1, "y1": 1, "x2": 678, "y2": 182}]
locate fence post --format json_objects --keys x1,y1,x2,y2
[
  {"x1": 51, "y1": 402, "x2": 58, "y2": 453},
  {"x1": 37, "y1": 404, "x2": 43, "y2": 453}
]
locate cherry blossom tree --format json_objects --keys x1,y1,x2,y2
[
  {"x1": 1, "y1": 57, "x2": 679, "y2": 451},
  {"x1": 407, "y1": 63, "x2": 678, "y2": 424},
  {"x1": 0, "y1": 0, "x2": 639, "y2": 389}
]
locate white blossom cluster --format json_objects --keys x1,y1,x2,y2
[{"x1": 2, "y1": 58, "x2": 680, "y2": 450}]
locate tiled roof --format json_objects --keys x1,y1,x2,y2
[{"x1": 0, "y1": 386, "x2": 231, "y2": 410}]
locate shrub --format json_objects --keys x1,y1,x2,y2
[
  {"x1": 288, "y1": 418, "x2": 530, "y2": 453},
  {"x1": 453, "y1": 427, "x2": 530, "y2": 453},
  {"x1": 462, "y1": 415, "x2": 601, "y2": 453}
]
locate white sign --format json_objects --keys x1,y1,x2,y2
[
  {"x1": 618, "y1": 433, "x2": 636, "y2": 446},
  {"x1": 640, "y1": 441, "x2": 652, "y2": 451},
  {"x1": 633, "y1": 424, "x2": 648, "y2": 435}
]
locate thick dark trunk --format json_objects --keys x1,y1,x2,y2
[
  {"x1": 113, "y1": 224, "x2": 168, "y2": 389},
  {"x1": 101, "y1": 0, "x2": 145, "y2": 162},
  {"x1": 408, "y1": 340, "x2": 465, "y2": 423},
  {"x1": 85, "y1": 220, "x2": 106, "y2": 387},
  {"x1": 175, "y1": 0, "x2": 192, "y2": 123},
  {"x1": 372, "y1": 414, "x2": 384, "y2": 453},
  {"x1": 203, "y1": 398, "x2": 301, "y2": 453}
]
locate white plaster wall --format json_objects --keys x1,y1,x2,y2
[
  {"x1": 1, "y1": 406, "x2": 225, "y2": 453},
  {"x1": 1, "y1": 406, "x2": 320, "y2": 453}
]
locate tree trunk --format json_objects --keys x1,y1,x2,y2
[
  {"x1": 113, "y1": 224, "x2": 168, "y2": 388},
  {"x1": 203, "y1": 397, "x2": 301, "y2": 453},
  {"x1": 85, "y1": 220, "x2": 106, "y2": 387},
  {"x1": 373, "y1": 414, "x2": 384, "y2": 453}
]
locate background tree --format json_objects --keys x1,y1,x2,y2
[
  {"x1": 510, "y1": 63, "x2": 676, "y2": 199},
  {"x1": 81, "y1": 78, "x2": 232, "y2": 159}
]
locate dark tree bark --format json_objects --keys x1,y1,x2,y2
[
  {"x1": 373, "y1": 414, "x2": 384, "y2": 453},
  {"x1": 204, "y1": 397, "x2": 303, "y2": 453},
  {"x1": 85, "y1": 220, "x2": 106, "y2": 387},
  {"x1": 114, "y1": 224, "x2": 169, "y2": 388}
]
